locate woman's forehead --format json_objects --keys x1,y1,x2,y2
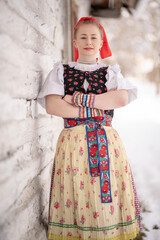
[{"x1": 77, "y1": 24, "x2": 101, "y2": 35}]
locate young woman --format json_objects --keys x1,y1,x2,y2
[{"x1": 37, "y1": 17, "x2": 142, "y2": 240}]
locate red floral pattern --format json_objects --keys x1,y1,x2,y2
[
  {"x1": 64, "y1": 114, "x2": 113, "y2": 203},
  {"x1": 65, "y1": 199, "x2": 72, "y2": 208}
]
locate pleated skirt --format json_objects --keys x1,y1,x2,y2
[{"x1": 47, "y1": 124, "x2": 142, "y2": 240}]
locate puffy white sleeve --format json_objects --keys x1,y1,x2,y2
[
  {"x1": 37, "y1": 61, "x2": 64, "y2": 109},
  {"x1": 105, "y1": 64, "x2": 137, "y2": 104}
]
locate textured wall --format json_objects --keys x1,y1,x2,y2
[{"x1": 0, "y1": 0, "x2": 68, "y2": 239}]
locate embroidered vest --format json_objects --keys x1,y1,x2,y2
[{"x1": 63, "y1": 64, "x2": 114, "y2": 117}]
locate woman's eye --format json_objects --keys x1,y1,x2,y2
[{"x1": 81, "y1": 37, "x2": 96, "y2": 39}]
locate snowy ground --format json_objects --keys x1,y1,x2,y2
[{"x1": 112, "y1": 78, "x2": 160, "y2": 240}]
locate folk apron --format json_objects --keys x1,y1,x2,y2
[{"x1": 47, "y1": 64, "x2": 142, "y2": 240}]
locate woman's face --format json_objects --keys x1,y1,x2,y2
[{"x1": 73, "y1": 23, "x2": 103, "y2": 62}]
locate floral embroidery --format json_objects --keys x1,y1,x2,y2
[
  {"x1": 73, "y1": 166, "x2": 79, "y2": 175},
  {"x1": 67, "y1": 132, "x2": 71, "y2": 140},
  {"x1": 80, "y1": 180, "x2": 84, "y2": 190},
  {"x1": 57, "y1": 169, "x2": 61, "y2": 175},
  {"x1": 62, "y1": 150, "x2": 65, "y2": 160},
  {"x1": 103, "y1": 173, "x2": 108, "y2": 179},
  {"x1": 92, "y1": 159, "x2": 98, "y2": 164},
  {"x1": 80, "y1": 214, "x2": 86, "y2": 224},
  {"x1": 84, "y1": 117, "x2": 113, "y2": 203},
  {"x1": 74, "y1": 134, "x2": 78, "y2": 142},
  {"x1": 131, "y1": 199, "x2": 134, "y2": 206},
  {"x1": 67, "y1": 119, "x2": 78, "y2": 127},
  {"x1": 59, "y1": 217, "x2": 65, "y2": 224},
  {"x1": 65, "y1": 165, "x2": 71, "y2": 174},
  {"x1": 127, "y1": 215, "x2": 132, "y2": 222},
  {"x1": 115, "y1": 169, "x2": 119, "y2": 178},
  {"x1": 86, "y1": 201, "x2": 89, "y2": 209},
  {"x1": 88, "y1": 191, "x2": 90, "y2": 199},
  {"x1": 119, "y1": 203, "x2": 124, "y2": 210},
  {"x1": 74, "y1": 218, "x2": 77, "y2": 225},
  {"x1": 109, "y1": 205, "x2": 114, "y2": 215},
  {"x1": 85, "y1": 168, "x2": 88, "y2": 174},
  {"x1": 122, "y1": 181, "x2": 126, "y2": 191},
  {"x1": 114, "y1": 190, "x2": 118, "y2": 197},
  {"x1": 79, "y1": 146, "x2": 84, "y2": 156},
  {"x1": 90, "y1": 177, "x2": 96, "y2": 184},
  {"x1": 114, "y1": 148, "x2": 120, "y2": 158},
  {"x1": 60, "y1": 184, "x2": 64, "y2": 192},
  {"x1": 67, "y1": 232, "x2": 72, "y2": 236},
  {"x1": 93, "y1": 211, "x2": 99, "y2": 219},
  {"x1": 65, "y1": 199, "x2": 72, "y2": 208},
  {"x1": 103, "y1": 230, "x2": 108, "y2": 235},
  {"x1": 61, "y1": 136, "x2": 65, "y2": 143},
  {"x1": 125, "y1": 164, "x2": 128, "y2": 173},
  {"x1": 100, "y1": 137, "x2": 105, "y2": 143},
  {"x1": 54, "y1": 202, "x2": 60, "y2": 209},
  {"x1": 74, "y1": 200, "x2": 78, "y2": 208}
]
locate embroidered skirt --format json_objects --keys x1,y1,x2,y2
[{"x1": 47, "y1": 117, "x2": 142, "y2": 240}]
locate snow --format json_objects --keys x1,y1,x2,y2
[{"x1": 113, "y1": 78, "x2": 160, "y2": 240}]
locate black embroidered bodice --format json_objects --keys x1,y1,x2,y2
[{"x1": 63, "y1": 64, "x2": 114, "y2": 117}]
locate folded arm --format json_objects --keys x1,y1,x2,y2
[
  {"x1": 64, "y1": 89, "x2": 128, "y2": 111},
  {"x1": 45, "y1": 95, "x2": 104, "y2": 118},
  {"x1": 46, "y1": 95, "x2": 79, "y2": 118},
  {"x1": 94, "y1": 89, "x2": 128, "y2": 110}
]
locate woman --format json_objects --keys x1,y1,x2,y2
[{"x1": 37, "y1": 16, "x2": 142, "y2": 240}]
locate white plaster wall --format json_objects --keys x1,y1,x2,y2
[{"x1": 0, "y1": 0, "x2": 68, "y2": 239}]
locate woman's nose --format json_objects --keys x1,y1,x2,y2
[{"x1": 86, "y1": 38, "x2": 92, "y2": 45}]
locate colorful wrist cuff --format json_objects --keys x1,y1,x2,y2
[
  {"x1": 78, "y1": 106, "x2": 104, "y2": 119},
  {"x1": 72, "y1": 91, "x2": 96, "y2": 108}
]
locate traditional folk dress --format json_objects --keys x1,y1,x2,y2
[{"x1": 37, "y1": 61, "x2": 143, "y2": 240}]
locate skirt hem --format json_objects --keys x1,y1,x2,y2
[{"x1": 48, "y1": 226, "x2": 139, "y2": 240}]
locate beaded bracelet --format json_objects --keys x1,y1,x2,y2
[{"x1": 72, "y1": 91, "x2": 96, "y2": 108}]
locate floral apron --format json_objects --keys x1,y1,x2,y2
[{"x1": 47, "y1": 64, "x2": 142, "y2": 239}]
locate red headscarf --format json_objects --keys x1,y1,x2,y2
[{"x1": 73, "y1": 17, "x2": 112, "y2": 62}]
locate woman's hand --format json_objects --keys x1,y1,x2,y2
[{"x1": 63, "y1": 94, "x2": 72, "y2": 104}]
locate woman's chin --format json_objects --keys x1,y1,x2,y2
[{"x1": 82, "y1": 52, "x2": 98, "y2": 57}]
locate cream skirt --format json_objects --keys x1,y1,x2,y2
[{"x1": 47, "y1": 124, "x2": 141, "y2": 240}]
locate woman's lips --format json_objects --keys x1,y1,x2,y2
[{"x1": 84, "y1": 48, "x2": 93, "y2": 50}]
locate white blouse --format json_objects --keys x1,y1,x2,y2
[{"x1": 37, "y1": 61, "x2": 137, "y2": 109}]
